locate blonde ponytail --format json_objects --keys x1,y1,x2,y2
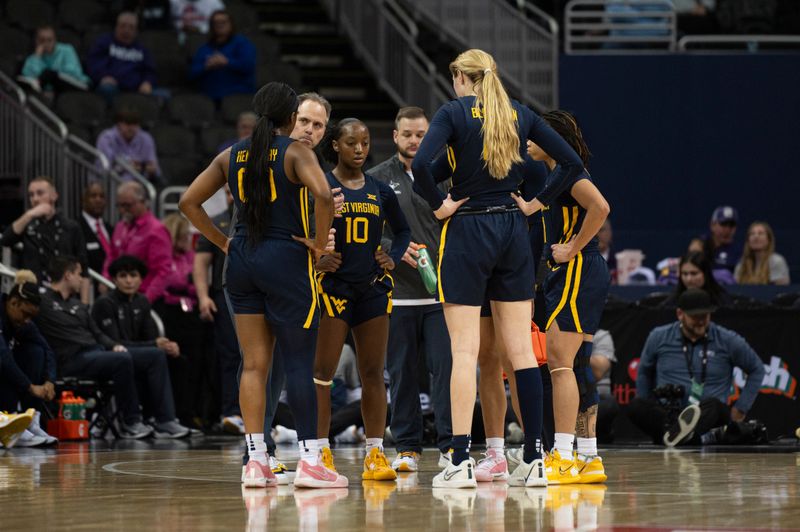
[
  {"x1": 14, "y1": 269, "x2": 37, "y2": 285},
  {"x1": 450, "y1": 49, "x2": 522, "y2": 179}
]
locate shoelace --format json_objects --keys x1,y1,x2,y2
[{"x1": 373, "y1": 451, "x2": 390, "y2": 468}]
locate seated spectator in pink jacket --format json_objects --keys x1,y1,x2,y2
[{"x1": 104, "y1": 182, "x2": 172, "y2": 303}]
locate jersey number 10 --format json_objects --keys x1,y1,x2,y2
[{"x1": 345, "y1": 217, "x2": 369, "y2": 244}]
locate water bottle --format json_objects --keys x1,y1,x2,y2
[{"x1": 416, "y1": 245, "x2": 438, "y2": 295}]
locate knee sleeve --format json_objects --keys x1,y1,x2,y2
[{"x1": 574, "y1": 341, "x2": 598, "y2": 412}]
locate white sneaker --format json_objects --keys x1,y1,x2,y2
[
  {"x1": 391, "y1": 451, "x2": 420, "y2": 472},
  {"x1": 0, "y1": 411, "x2": 35, "y2": 448},
  {"x1": 508, "y1": 458, "x2": 547, "y2": 487},
  {"x1": 506, "y1": 447, "x2": 523, "y2": 471},
  {"x1": 15, "y1": 429, "x2": 48, "y2": 447},
  {"x1": 28, "y1": 411, "x2": 58, "y2": 445},
  {"x1": 438, "y1": 450, "x2": 452, "y2": 469},
  {"x1": 272, "y1": 425, "x2": 298, "y2": 444},
  {"x1": 333, "y1": 424, "x2": 363, "y2": 444},
  {"x1": 432, "y1": 457, "x2": 477, "y2": 489},
  {"x1": 507, "y1": 422, "x2": 524, "y2": 445},
  {"x1": 269, "y1": 455, "x2": 296, "y2": 485},
  {"x1": 222, "y1": 415, "x2": 245, "y2": 435}
]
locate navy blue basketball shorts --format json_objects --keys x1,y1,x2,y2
[
  {"x1": 437, "y1": 210, "x2": 535, "y2": 306},
  {"x1": 317, "y1": 272, "x2": 394, "y2": 327},
  {"x1": 543, "y1": 251, "x2": 610, "y2": 335},
  {"x1": 225, "y1": 236, "x2": 319, "y2": 329}
]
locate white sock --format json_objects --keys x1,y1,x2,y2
[
  {"x1": 577, "y1": 437, "x2": 597, "y2": 459},
  {"x1": 318, "y1": 437, "x2": 330, "y2": 450},
  {"x1": 246, "y1": 433, "x2": 268, "y2": 465},
  {"x1": 366, "y1": 438, "x2": 383, "y2": 452},
  {"x1": 554, "y1": 433, "x2": 575, "y2": 458},
  {"x1": 486, "y1": 437, "x2": 505, "y2": 454},
  {"x1": 299, "y1": 439, "x2": 320, "y2": 465}
]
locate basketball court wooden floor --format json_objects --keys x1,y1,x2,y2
[{"x1": 1, "y1": 439, "x2": 798, "y2": 531}]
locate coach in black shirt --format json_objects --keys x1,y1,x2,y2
[{"x1": 1, "y1": 176, "x2": 90, "y2": 301}]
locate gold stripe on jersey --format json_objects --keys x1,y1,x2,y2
[
  {"x1": 437, "y1": 218, "x2": 451, "y2": 302},
  {"x1": 300, "y1": 187, "x2": 316, "y2": 329},
  {"x1": 446, "y1": 146, "x2": 456, "y2": 171},
  {"x1": 546, "y1": 256, "x2": 576, "y2": 331},
  {"x1": 564, "y1": 206, "x2": 579, "y2": 242},
  {"x1": 569, "y1": 251, "x2": 584, "y2": 333}
]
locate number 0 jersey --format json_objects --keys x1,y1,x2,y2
[{"x1": 228, "y1": 136, "x2": 312, "y2": 241}]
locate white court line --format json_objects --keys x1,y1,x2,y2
[{"x1": 103, "y1": 457, "x2": 242, "y2": 483}]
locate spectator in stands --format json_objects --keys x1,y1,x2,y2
[
  {"x1": 689, "y1": 205, "x2": 739, "y2": 280},
  {"x1": 92, "y1": 255, "x2": 190, "y2": 437},
  {"x1": 171, "y1": 0, "x2": 225, "y2": 34},
  {"x1": 735, "y1": 221, "x2": 790, "y2": 285},
  {"x1": 20, "y1": 25, "x2": 89, "y2": 102},
  {"x1": 122, "y1": 0, "x2": 174, "y2": 30},
  {"x1": 189, "y1": 10, "x2": 256, "y2": 103},
  {"x1": 217, "y1": 111, "x2": 258, "y2": 153},
  {"x1": 86, "y1": 11, "x2": 160, "y2": 102},
  {"x1": 96, "y1": 108, "x2": 163, "y2": 186},
  {"x1": 662, "y1": 251, "x2": 730, "y2": 307},
  {"x1": 36, "y1": 256, "x2": 151, "y2": 439},
  {"x1": 155, "y1": 213, "x2": 214, "y2": 428},
  {"x1": 1, "y1": 176, "x2": 90, "y2": 302},
  {"x1": 104, "y1": 181, "x2": 172, "y2": 303},
  {"x1": 78, "y1": 182, "x2": 114, "y2": 277},
  {"x1": 193, "y1": 186, "x2": 242, "y2": 433},
  {"x1": 0, "y1": 271, "x2": 56, "y2": 415},
  {"x1": 592, "y1": 329, "x2": 619, "y2": 444},
  {"x1": 630, "y1": 288, "x2": 765, "y2": 446},
  {"x1": 597, "y1": 219, "x2": 617, "y2": 284}
]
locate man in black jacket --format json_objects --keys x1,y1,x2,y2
[
  {"x1": 1, "y1": 176, "x2": 90, "y2": 302},
  {"x1": 92, "y1": 255, "x2": 189, "y2": 438}
]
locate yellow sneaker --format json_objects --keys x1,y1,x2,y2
[
  {"x1": 544, "y1": 450, "x2": 581, "y2": 485},
  {"x1": 575, "y1": 455, "x2": 607, "y2": 484},
  {"x1": 321, "y1": 447, "x2": 337, "y2": 472},
  {"x1": 0, "y1": 411, "x2": 34, "y2": 449},
  {"x1": 363, "y1": 447, "x2": 397, "y2": 481}
]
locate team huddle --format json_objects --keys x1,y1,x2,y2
[{"x1": 179, "y1": 48, "x2": 611, "y2": 490}]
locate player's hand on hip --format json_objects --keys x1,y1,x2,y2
[
  {"x1": 402, "y1": 241, "x2": 421, "y2": 268},
  {"x1": 316, "y1": 252, "x2": 342, "y2": 273},
  {"x1": 551, "y1": 236, "x2": 577, "y2": 263},
  {"x1": 375, "y1": 249, "x2": 395, "y2": 270},
  {"x1": 510, "y1": 193, "x2": 543, "y2": 216},
  {"x1": 434, "y1": 194, "x2": 469, "y2": 220}
]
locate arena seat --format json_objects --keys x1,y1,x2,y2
[
  {"x1": 112, "y1": 93, "x2": 161, "y2": 127},
  {"x1": 200, "y1": 125, "x2": 234, "y2": 156},
  {"x1": 153, "y1": 125, "x2": 198, "y2": 157},
  {"x1": 220, "y1": 93, "x2": 253, "y2": 124},
  {"x1": 58, "y1": 0, "x2": 109, "y2": 34},
  {"x1": 167, "y1": 93, "x2": 216, "y2": 128},
  {"x1": 6, "y1": 0, "x2": 55, "y2": 31},
  {"x1": 56, "y1": 92, "x2": 107, "y2": 127}
]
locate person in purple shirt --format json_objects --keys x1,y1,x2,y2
[
  {"x1": 96, "y1": 108, "x2": 163, "y2": 186},
  {"x1": 189, "y1": 10, "x2": 256, "y2": 103},
  {"x1": 86, "y1": 11, "x2": 162, "y2": 102}
]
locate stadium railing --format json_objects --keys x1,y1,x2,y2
[
  {"x1": 564, "y1": 0, "x2": 677, "y2": 54},
  {"x1": 0, "y1": 70, "x2": 157, "y2": 224},
  {"x1": 320, "y1": 0, "x2": 451, "y2": 116},
  {"x1": 678, "y1": 34, "x2": 800, "y2": 51},
  {"x1": 398, "y1": 0, "x2": 559, "y2": 111}
]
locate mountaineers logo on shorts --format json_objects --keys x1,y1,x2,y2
[{"x1": 331, "y1": 297, "x2": 348, "y2": 314}]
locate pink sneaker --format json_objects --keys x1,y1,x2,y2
[
  {"x1": 293, "y1": 458, "x2": 349, "y2": 489},
  {"x1": 475, "y1": 448, "x2": 509, "y2": 482},
  {"x1": 242, "y1": 459, "x2": 278, "y2": 488}
]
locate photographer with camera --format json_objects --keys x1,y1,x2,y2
[{"x1": 630, "y1": 288, "x2": 766, "y2": 446}]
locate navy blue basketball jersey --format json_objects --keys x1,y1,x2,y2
[
  {"x1": 228, "y1": 136, "x2": 311, "y2": 241},
  {"x1": 413, "y1": 96, "x2": 584, "y2": 211},
  {"x1": 542, "y1": 168, "x2": 598, "y2": 264},
  {"x1": 326, "y1": 171, "x2": 411, "y2": 284}
]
